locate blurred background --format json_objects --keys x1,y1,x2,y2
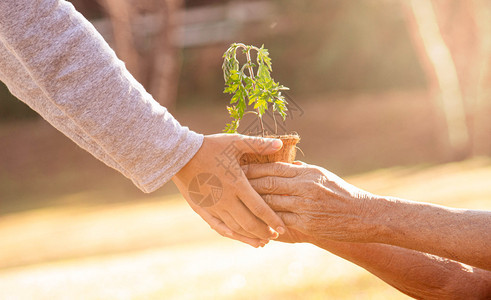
[{"x1": 1, "y1": 0, "x2": 490, "y2": 299}]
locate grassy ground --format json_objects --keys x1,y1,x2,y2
[{"x1": 1, "y1": 157, "x2": 490, "y2": 299}]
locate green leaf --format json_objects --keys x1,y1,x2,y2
[
  {"x1": 227, "y1": 106, "x2": 238, "y2": 118},
  {"x1": 257, "y1": 45, "x2": 272, "y2": 71},
  {"x1": 223, "y1": 82, "x2": 238, "y2": 94},
  {"x1": 273, "y1": 97, "x2": 288, "y2": 120},
  {"x1": 224, "y1": 119, "x2": 239, "y2": 133},
  {"x1": 229, "y1": 70, "x2": 240, "y2": 82},
  {"x1": 230, "y1": 93, "x2": 239, "y2": 104},
  {"x1": 257, "y1": 64, "x2": 271, "y2": 81},
  {"x1": 237, "y1": 97, "x2": 246, "y2": 118}
]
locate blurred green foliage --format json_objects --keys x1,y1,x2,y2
[
  {"x1": 283, "y1": 1, "x2": 425, "y2": 92},
  {"x1": 178, "y1": 0, "x2": 426, "y2": 107}
]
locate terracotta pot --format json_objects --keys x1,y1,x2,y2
[{"x1": 239, "y1": 134, "x2": 300, "y2": 165}]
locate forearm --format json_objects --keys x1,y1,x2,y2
[
  {"x1": 0, "y1": 40, "x2": 129, "y2": 177},
  {"x1": 371, "y1": 196, "x2": 491, "y2": 270},
  {"x1": 312, "y1": 238, "x2": 491, "y2": 299},
  {"x1": 0, "y1": 0, "x2": 203, "y2": 192}
]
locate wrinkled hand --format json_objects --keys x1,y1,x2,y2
[
  {"x1": 173, "y1": 134, "x2": 286, "y2": 248},
  {"x1": 243, "y1": 161, "x2": 379, "y2": 243}
]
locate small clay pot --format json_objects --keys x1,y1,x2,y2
[{"x1": 239, "y1": 134, "x2": 300, "y2": 165}]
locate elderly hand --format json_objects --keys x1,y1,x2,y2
[
  {"x1": 242, "y1": 161, "x2": 381, "y2": 244},
  {"x1": 173, "y1": 134, "x2": 287, "y2": 248}
]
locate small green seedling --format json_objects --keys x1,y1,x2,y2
[{"x1": 222, "y1": 43, "x2": 289, "y2": 136}]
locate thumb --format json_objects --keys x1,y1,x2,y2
[{"x1": 236, "y1": 135, "x2": 283, "y2": 155}]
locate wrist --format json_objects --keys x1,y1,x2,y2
[
  {"x1": 358, "y1": 194, "x2": 394, "y2": 243},
  {"x1": 367, "y1": 195, "x2": 407, "y2": 244},
  {"x1": 173, "y1": 136, "x2": 208, "y2": 183}
]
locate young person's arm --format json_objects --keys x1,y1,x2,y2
[
  {"x1": 0, "y1": 0, "x2": 286, "y2": 246},
  {"x1": 0, "y1": 0, "x2": 202, "y2": 192}
]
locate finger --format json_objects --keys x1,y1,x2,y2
[
  {"x1": 235, "y1": 135, "x2": 283, "y2": 155},
  {"x1": 248, "y1": 176, "x2": 299, "y2": 196},
  {"x1": 222, "y1": 200, "x2": 278, "y2": 240},
  {"x1": 219, "y1": 210, "x2": 258, "y2": 239},
  {"x1": 237, "y1": 179, "x2": 286, "y2": 235},
  {"x1": 276, "y1": 212, "x2": 302, "y2": 228},
  {"x1": 215, "y1": 220, "x2": 268, "y2": 248},
  {"x1": 262, "y1": 194, "x2": 302, "y2": 212},
  {"x1": 229, "y1": 232, "x2": 269, "y2": 248},
  {"x1": 241, "y1": 162, "x2": 304, "y2": 179},
  {"x1": 194, "y1": 206, "x2": 264, "y2": 247},
  {"x1": 189, "y1": 204, "x2": 232, "y2": 236}
]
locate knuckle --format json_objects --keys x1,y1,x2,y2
[
  {"x1": 304, "y1": 180, "x2": 318, "y2": 193},
  {"x1": 310, "y1": 167, "x2": 324, "y2": 178},
  {"x1": 298, "y1": 166, "x2": 313, "y2": 178},
  {"x1": 264, "y1": 176, "x2": 277, "y2": 192},
  {"x1": 312, "y1": 182, "x2": 324, "y2": 197}
]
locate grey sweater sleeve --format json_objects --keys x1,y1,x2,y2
[
  {"x1": 0, "y1": 0, "x2": 204, "y2": 193},
  {"x1": 0, "y1": 40, "x2": 133, "y2": 178}
]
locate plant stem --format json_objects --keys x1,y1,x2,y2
[
  {"x1": 272, "y1": 109, "x2": 278, "y2": 135},
  {"x1": 244, "y1": 48, "x2": 265, "y2": 136}
]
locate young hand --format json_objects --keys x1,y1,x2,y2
[{"x1": 173, "y1": 134, "x2": 287, "y2": 248}]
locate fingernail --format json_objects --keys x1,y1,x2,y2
[
  {"x1": 270, "y1": 139, "x2": 283, "y2": 150},
  {"x1": 276, "y1": 226, "x2": 286, "y2": 235}
]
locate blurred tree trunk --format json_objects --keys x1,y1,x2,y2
[
  {"x1": 149, "y1": 0, "x2": 182, "y2": 112},
  {"x1": 98, "y1": 0, "x2": 142, "y2": 81},
  {"x1": 97, "y1": 0, "x2": 183, "y2": 111},
  {"x1": 403, "y1": 0, "x2": 491, "y2": 159}
]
